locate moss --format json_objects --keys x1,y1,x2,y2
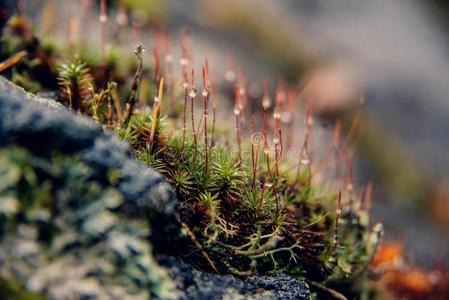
[{"x1": 0, "y1": 10, "x2": 384, "y2": 298}]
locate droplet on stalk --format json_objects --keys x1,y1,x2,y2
[
  {"x1": 189, "y1": 87, "x2": 197, "y2": 98},
  {"x1": 300, "y1": 158, "x2": 310, "y2": 165},
  {"x1": 262, "y1": 96, "x2": 271, "y2": 110},
  {"x1": 225, "y1": 70, "x2": 236, "y2": 82},
  {"x1": 180, "y1": 57, "x2": 189, "y2": 66}
]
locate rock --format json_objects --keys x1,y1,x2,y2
[
  {"x1": 0, "y1": 76, "x2": 177, "y2": 221},
  {"x1": 159, "y1": 256, "x2": 310, "y2": 300},
  {"x1": 0, "y1": 77, "x2": 309, "y2": 299}
]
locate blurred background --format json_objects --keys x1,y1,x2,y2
[{"x1": 5, "y1": 0, "x2": 449, "y2": 268}]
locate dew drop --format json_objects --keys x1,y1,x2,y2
[
  {"x1": 182, "y1": 81, "x2": 189, "y2": 89},
  {"x1": 300, "y1": 158, "x2": 310, "y2": 165},
  {"x1": 99, "y1": 14, "x2": 108, "y2": 23},
  {"x1": 233, "y1": 107, "x2": 240, "y2": 116},
  {"x1": 307, "y1": 116, "x2": 313, "y2": 127},
  {"x1": 225, "y1": 70, "x2": 236, "y2": 82},
  {"x1": 189, "y1": 87, "x2": 197, "y2": 98},
  {"x1": 262, "y1": 97, "x2": 271, "y2": 109},
  {"x1": 201, "y1": 89, "x2": 208, "y2": 97},
  {"x1": 180, "y1": 58, "x2": 188, "y2": 66},
  {"x1": 165, "y1": 54, "x2": 173, "y2": 63}
]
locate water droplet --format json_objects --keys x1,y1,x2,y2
[
  {"x1": 300, "y1": 158, "x2": 310, "y2": 165},
  {"x1": 239, "y1": 88, "x2": 246, "y2": 97},
  {"x1": 182, "y1": 82, "x2": 189, "y2": 89},
  {"x1": 225, "y1": 70, "x2": 236, "y2": 82},
  {"x1": 272, "y1": 136, "x2": 279, "y2": 144},
  {"x1": 201, "y1": 89, "x2": 208, "y2": 97},
  {"x1": 233, "y1": 108, "x2": 240, "y2": 116},
  {"x1": 189, "y1": 87, "x2": 197, "y2": 98},
  {"x1": 265, "y1": 182, "x2": 273, "y2": 188},
  {"x1": 262, "y1": 97, "x2": 271, "y2": 109},
  {"x1": 99, "y1": 14, "x2": 108, "y2": 23},
  {"x1": 307, "y1": 116, "x2": 313, "y2": 127},
  {"x1": 180, "y1": 58, "x2": 188, "y2": 66},
  {"x1": 165, "y1": 54, "x2": 173, "y2": 63},
  {"x1": 154, "y1": 96, "x2": 159, "y2": 103},
  {"x1": 273, "y1": 112, "x2": 281, "y2": 120}
]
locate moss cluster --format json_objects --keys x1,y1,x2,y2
[{"x1": 0, "y1": 13, "x2": 384, "y2": 299}]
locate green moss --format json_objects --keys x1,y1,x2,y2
[{"x1": 0, "y1": 12, "x2": 385, "y2": 297}]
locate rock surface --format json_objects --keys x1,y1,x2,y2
[{"x1": 0, "y1": 77, "x2": 309, "y2": 299}]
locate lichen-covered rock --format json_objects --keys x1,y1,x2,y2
[
  {"x1": 0, "y1": 77, "x2": 309, "y2": 299},
  {"x1": 0, "y1": 146, "x2": 178, "y2": 300},
  {"x1": 0, "y1": 76, "x2": 177, "y2": 221},
  {"x1": 159, "y1": 256, "x2": 310, "y2": 300}
]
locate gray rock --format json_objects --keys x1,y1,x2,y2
[
  {"x1": 0, "y1": 76, "x2": 177, "y2": 221},
  {"x1": 159, "y1": 256, "x2": 310, "y2": 300}
]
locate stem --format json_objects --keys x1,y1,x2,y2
[
  {"x1": 181, "y1": 222, "x2": 220, "y2": 274},
  {"x1": 273, "y1": 127, "x2": 283, "y2": 214},
  {"x1": 295, "y1": 99, "x2": 313, "y2": 184},
  {"x1": 234, "y1": 84, "x2": 242, "y2": 162},
  {"x1": 346, "y1": 154, "x2": 354, "y2": 212},
  {"x1": 190, "y1": 68, "x2": 197, "y2": 149},
  {"x1": 333, "y1": 191, "x2": 342, "y2": 252},
  {"x1": 307, "y1": 280, "x2": 348, "y2": 300},
  {"x1": 181, "y1": 86, "x2": 188, "y2": 153},
  {"x1": 250, "y1": 115, "x2": 256, "y2": 190},
  {"x1": 211, "y1": 81, "x2": 216, "y2": 147},
  {"x1": 122, "y1": 45, "x2": 144, "y2": 128},
  {"x1": 107, "y1": 92, "x2": 113, "y2": 127},
  {"x1": 259, "y1": 130, "x2": 283, "y2": 212},
  {"x1": 149, "y1": 78, "x2": 164, "y2": 145},
  {"x1": 107, "y1": 82, "x2": 117, "y2": 128},
  {"x1": 99, "y1": 0, "x2": 108, "y2": 64},
  {"x1": 111, "y1": 89, "x2": 123, "y2": 126},
  {"x1": 202, "y1": 64, "x2": 209, "y2": 172},
  {"x1": 262, "y1": 79, "x2": 271, "y2": 174},
  {"x1": 0, "y1": 50, "x2": 27, "y2": 72}
]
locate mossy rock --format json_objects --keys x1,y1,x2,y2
[{"x1": 0, "y1": 77, "x2": 309, "y2": 299}]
